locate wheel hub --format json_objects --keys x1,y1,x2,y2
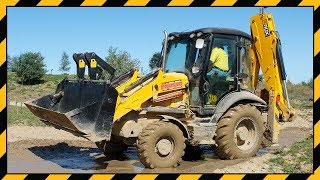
[
  {"x1": 236, "y1": 126, "x2": 249, "y2": 141},
  {"x1": 156, "y1": 138, "x2": 172, "y2": 156},
  {"x1": 234, "y1": 118, "x2": 257, "y2": 151}
]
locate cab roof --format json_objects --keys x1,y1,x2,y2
[{"x1": 169, "y1": 27, "x2": 252, "y2": 39}]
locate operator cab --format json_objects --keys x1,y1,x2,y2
[{"x1": 163, "y1": 28, "x2": 253, "y2": 116}]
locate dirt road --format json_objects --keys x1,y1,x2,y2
[{"x1": 7, "y1": 110, "x2": 312, "y2": 173}]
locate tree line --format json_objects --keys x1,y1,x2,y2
[
  {"x1": 7, "y1": 49, "x2": 313, "y2": 89},
  {"x1": 8, "y1": 47, "x2": 163, "y2": 85},
  {"x1": 7, "y1": 49, "x2": 312, "y2": 87}
]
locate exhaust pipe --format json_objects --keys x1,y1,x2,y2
[{"x1": 162, "y1": 30, "x2": 168, "y2": 69}]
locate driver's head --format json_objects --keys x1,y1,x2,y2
[{"x1": 212, "y1": 43, "x2": 222, "y2": 49}]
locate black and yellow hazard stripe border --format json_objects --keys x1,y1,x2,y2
[{"x1": 0, "y1": 0, "x2": 319, "y2": 179}]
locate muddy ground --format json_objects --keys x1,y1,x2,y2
[{"x1": 7, "y1": 109, "x2": 313, "y2": 173}]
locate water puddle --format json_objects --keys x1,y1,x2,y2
[
  {"x1": 10, "y1": 127, "x2": 309, "y2": 173},
  {"x1": 28, "y1": 142, "x2": 108, "y2": 171},
  {"x1": 279, "y1": 127, "x2": 311, "y2": 147}
]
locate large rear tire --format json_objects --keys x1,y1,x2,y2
[
  {"x1": 215, "y1": 104, "x2": 263, "y2": 159},
  {"x1": 137, "y1": 121, "x2": 186, "y2": 168}
]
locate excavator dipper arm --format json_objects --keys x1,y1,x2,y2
[{"x1": 250, "y1": 9, "x2": 295, "y2": 144}]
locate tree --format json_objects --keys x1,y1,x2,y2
[
  {"x1": 149, "y1": 52, "x2": 162, "y2": 70},
  {"x1": 104, "y1": 47, "x2": 140, "y2": 78},
  {"x1": 286, "y1": 79, "x2": 293, "y2": 86},
  {"x1": 301, "y1": 81, "x2": 307, "y2": 86},
  {"x1": 11, "y1": 52, "x2": 46, "y2": 84},
  {"x1": 306, "y1": 78, "x2": 313, "y2": 88},
  {"x1": 7, "y1": 54, "x2": 12, "y2": 72},
  {"x1": 59, "y1": 51, "x2": 70, "y2": 74}
]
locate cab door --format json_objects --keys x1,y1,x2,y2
[
  {"x1": 188, "y1": 35, "x2": 212, "y2": 107},
  {"x1": 203, "y1": 35, "x2": 238, "y2": 106}
]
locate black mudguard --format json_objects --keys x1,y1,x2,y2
[{"x1": 210, "y1": 90, "x2": 267, "y2": 123}]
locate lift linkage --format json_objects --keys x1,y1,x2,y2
[{"x1": 72, "y1": 52, "x2": 116, "y2": 80}]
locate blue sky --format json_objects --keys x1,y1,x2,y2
[{"x1": 8, "y1": 7, "x2": 312, "y2": 83}]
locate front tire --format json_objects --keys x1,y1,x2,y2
[
  {"x1": 215, "y1": 104, "x2": 263, "y2": 159},
  {"x1": 137, "y1": 121, "x2": 186, "y2": 168}
]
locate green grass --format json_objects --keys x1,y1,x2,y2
[
  {"x1": 7, "y1": 73, "x2": 78, "y2": 127},
  {"x1": 268, "y1": 134, "x2": 313, "y2": 173},
  {"x1": 8, "y1": 72, "x2": 76, "y2": 102},
  {"x1": 287, "y1": 82, "x2": 313, "y2": 101},
  {"x1": 287, "y1": 135, "x2": 313, "y2": 165},
  {"x1": 290, "y1": 99, "x2": 313, "y2": 109},
  {"x1": 8, "y1": 105, "x2": 47, "y2": 126},
  {"x1": 287, "y1": 82, "x2": 313, "y2": 109}
]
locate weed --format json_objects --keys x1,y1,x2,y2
[{"x1": 268, "y1": 134, "x2": 313, "y2": 173}]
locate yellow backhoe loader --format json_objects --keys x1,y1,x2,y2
[{"x1": 26, "y1": 8, "x2": 295, "y2": 168}]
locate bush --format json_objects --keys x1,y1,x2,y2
[
  {"x1": 11, "y1": 52, "x2": 46, "y2": 84},
  {"x1": 305, "y1": 78, "x2": 313, "y2": 88}
]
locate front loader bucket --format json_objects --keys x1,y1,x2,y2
[{"x1": 25, "y1": 79, "x2": 118, "y2": 142}]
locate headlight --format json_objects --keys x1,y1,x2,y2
[{"x1": 197, "y1": 32, "x2": 203, "y2": 37}]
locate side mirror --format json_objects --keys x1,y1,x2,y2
[
  {"x1": 235, "y1": 41, "x2": 251, "y2": 48},
  {"x1": 238, "y1": 73, "x2": 249, "y2": 79},
  {"x1": 192, "y1": 66, "x2": 200, "y2": 74},
  {"x1": 196, "y1": 39, "x2": 204, "y2": 49},
  {"x1": 235, "y1": 41, "x2": 245, "y2": 48}
]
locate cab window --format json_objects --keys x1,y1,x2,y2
[{"x1": 204, "y1": 37, "x2": 237, "y2": 106}]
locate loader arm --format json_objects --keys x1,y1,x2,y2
[
  {"x1": 113, "y1": 70, "x2": 189, "y2": 121},
  {"x1": 250, "y1": 10, "x2": 295, "y2": 143}
]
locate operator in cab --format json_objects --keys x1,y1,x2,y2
[
  {"x1": 205, "y1": 44, "x2": 233, "y2": 105},
  {"x1": 207, "y1": 44, "x2": 229, "y2": 76}
]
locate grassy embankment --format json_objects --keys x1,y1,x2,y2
[{"x1": 8, "y1": 72, "x2": 75, "y2": 126}]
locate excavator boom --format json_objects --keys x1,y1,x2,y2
[{"x1": 250, "y1": 8, "x2": 295, "y2": 143}]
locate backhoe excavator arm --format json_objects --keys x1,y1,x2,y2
[{"x1": 250, "y1": 9, "x2": 295, "y2": 144}]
